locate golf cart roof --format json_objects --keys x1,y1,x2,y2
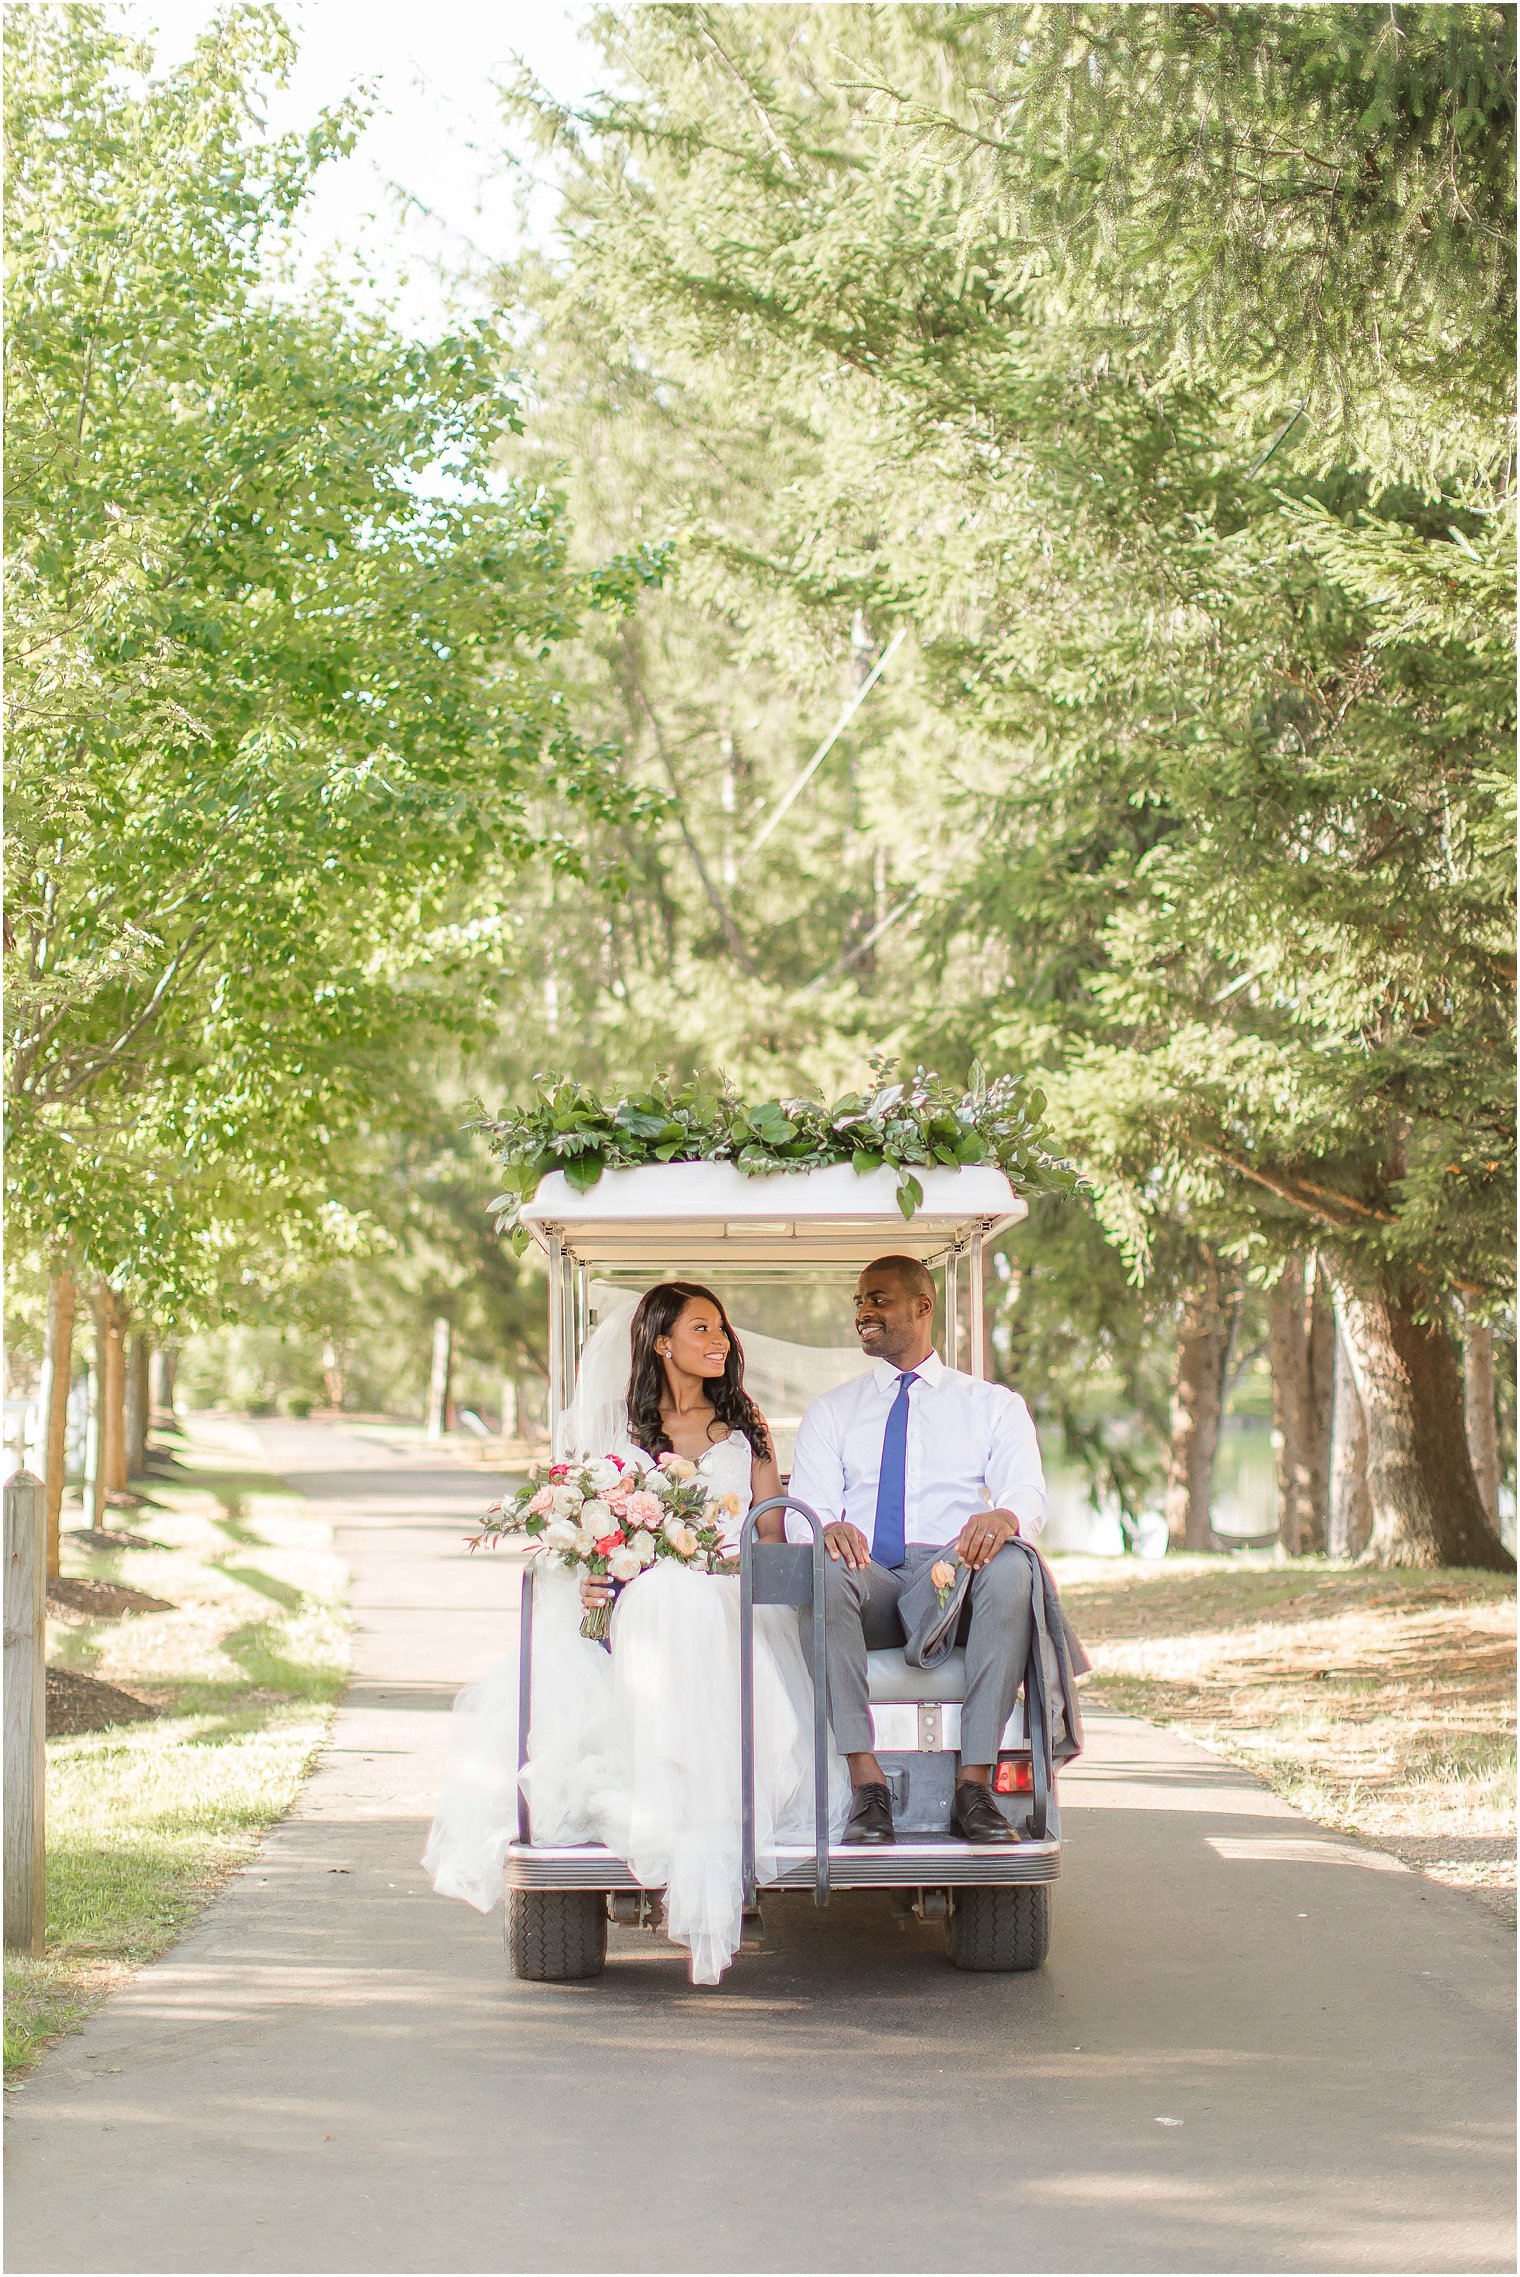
[{"x1": 517, "y1": 1160, "x2": 1025, "y2": 1271}]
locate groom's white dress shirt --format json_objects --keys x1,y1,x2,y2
[{"x1": 785, "y1": 1348, "x2": 1047, "y2": 1547}]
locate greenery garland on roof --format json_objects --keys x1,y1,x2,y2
[{"x1": 481, "y1": 1065, "x2": 1077, "y2": 1249}]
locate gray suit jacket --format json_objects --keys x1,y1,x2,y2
[{"x1": 895, "y1": 1537, "x2": 1089, "y2": 1762}]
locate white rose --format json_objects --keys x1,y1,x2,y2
[
  {"x1": 607, "y1": 1546, "x2": 642, "y2": 1583},
  {"x1": 541, "y1": 1517, "x2": 579, "y2": 1552},
  {"x1": 661, "y1": 1513, "x2": 687, "y2": 1546},
  {"x1": 552, "y1": 1486, "x2": 582, "y2": 1518},
  {"x1": 574, "y1": 1525, "x2": 601, "y2": 1557},
  {"x1": 580, "y1": 1499, "x2": 613, "y2": 1530},
  {"x1": 629, "y1": 1529, "x2": 657, "y2": 1568},
  {"x1": 586, "y1": 1459, "x2": 623, "y2": 1494}
]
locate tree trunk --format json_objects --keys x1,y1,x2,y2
[
  {"x1": 1164, "y1": 1258, "x2": 1239, "y2": 1551},
  {"x1": 38, "y1": 1268, "x2": 76, "y2": 1579},
  {"x1": 1303, "y1": 1269, "x2": 1335, "y2": 1552},
  {"x1": 150, "y1": 1345, "x2": 178, "y2": 1419},
  {"x1": 1268, "y1": 1265, "x2": 1309, "y2": 1555},
  {"x1": 1462, "y1": 1324, "x2": 1501, "y2": 1531},
  {"x1": 97, "y1": 1285, "x2": 128, "y2": 1494},
  {"x1": 125, "y1": 1331, "x2": 151, "y2": 1478},
  {"x1": 321, "y1": 1336, "x2": 347, "y2": 1412},
  {"x1": 1328, "y1": 1313, "x2": 1371, "y2": 1557},
  {"x1": 426, "y1": 1317, "x2": 453, "y2": 1441},
  {"x1": 84, "y1": 1350, "x2": 105, "y2": 1532},
  {"x1": 150, "y1": 1338, "x2": 179, "y2": 1411},
  {"x1": 1331, "y1": 1281, "x2": 1513, "y2": 1571},
  {"x1": 1269, "y1": 1258, "x2": 1336, "y2": 1556}
]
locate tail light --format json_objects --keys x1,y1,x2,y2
[{"x1": 994, "y1": 1757, "x2": 1033, "y2": 1794}]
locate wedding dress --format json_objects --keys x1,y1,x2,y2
[{"x1": 424, "y1": 1428, "x2": 848, "y2": 1985}]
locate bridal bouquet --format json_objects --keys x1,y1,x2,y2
[{"x1": 472, "y1": 1452, "x2": 735, "y2": 1640}]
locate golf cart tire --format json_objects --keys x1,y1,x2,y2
[
  {"x1": 946, "y1": 1882, "x2": 1049, "y2": 1972},
  {"x1": 507, "y1": 1888, "x2": 607, "y2": 1982}
]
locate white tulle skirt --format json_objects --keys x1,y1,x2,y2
[{"x1": 423, "y1": 1559, "x2": 848, "y2": 1985}]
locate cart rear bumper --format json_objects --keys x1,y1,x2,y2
[{"x1": 504, "y1": 1836, "x2": 1061, "y2": 1893}]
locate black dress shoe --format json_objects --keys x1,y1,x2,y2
[
  {"x1": 951, "y1": 1780, "x2": 1020, "y2": 1844},
  {"x1": 843, "y1": 1782, "x2": 895, "y2": 1844}
]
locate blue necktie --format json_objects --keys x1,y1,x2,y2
[{"x1": 871, "y1": 1370, "x2": 920, "y2": 1569}]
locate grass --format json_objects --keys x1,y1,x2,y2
[
  {"x1": 1052, "y1": 1554, "x2": 1516, "y2": 1923},
  {"x1": 4, "y1": 1423, "x2": 348, "y2": 2077}
]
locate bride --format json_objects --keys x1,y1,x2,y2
[{"x1": 424, "y1": 1280, "x2": 847, "y2": 1984}]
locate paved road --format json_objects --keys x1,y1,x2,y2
[{"x1": 6, "y1": 1421, "x2": 1514, "y2": 2275}]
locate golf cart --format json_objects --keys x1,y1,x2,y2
[{"x1": 503, "y1": 1159, "x2": 1062, "y2": 1979}]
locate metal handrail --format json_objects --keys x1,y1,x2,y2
[
  {"x1": 739, "y1": 1496, "x2": 830, "y2": 1911},
  {"x1": 1021, "y1": 1569, "x2": 1053, "y2": 1842}
]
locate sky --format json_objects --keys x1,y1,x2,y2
[{"x1": 117, "y1": 2, "x2": 612, "y2": 329}]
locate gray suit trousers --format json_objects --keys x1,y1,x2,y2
[{"x1": 820, "y1": 1541, "x2": 1034, "y2": 1762}]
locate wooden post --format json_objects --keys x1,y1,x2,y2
[
  {"x1": 4, "y1": 1471, "x2": 46, "y2": 1955},
  {"x1": 125, "y1": 1330, "x2": 151, "y2": 1478},
  {"x1": 426, "y1": 1317, "x2": 452, "y2": 1441},
  {"x1": 39, "y1": 1268, "x2": 76, "y2": 1579}
]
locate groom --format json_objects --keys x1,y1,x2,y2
[{"x1": 787, "y1": 1255, "x2": 1047, "y2": 1845}]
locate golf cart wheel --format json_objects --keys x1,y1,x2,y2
[
  {"x1": 506, "y1": 1889, "x2": 607, "y2": 1982},
  {"x1": 946, "y1": 1883, "x2": 1049, "y2": 1973}
]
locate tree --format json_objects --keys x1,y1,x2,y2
[
  {"x1": 501, "y1": 2, "x2": 1514, "y2": 1566},
  {"x1": 4, "y1": 8, "x2": 643, "y2": 1357}
]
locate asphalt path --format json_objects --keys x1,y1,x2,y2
[{"x1": 5, "y1": 1420, "x2": 1514, "y2": 2275}]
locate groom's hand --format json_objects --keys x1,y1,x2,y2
[
  {"x1": 823, "y1": 1523, "x2": 872, "y2": 1569},
  {"x1": 956, "y1": 1510, "x2": 1019, "y2": 1569}
]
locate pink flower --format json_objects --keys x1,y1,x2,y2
[
  {"x1": 527, "y1": 1488, "x2": 555, "y2": 1516},
  {"x1": 625, "y1": 1491, "x2": 662, "y2": 1527},
  {"x1": 604, "y1": 1489, "x2": 633, "y2": 1518}
]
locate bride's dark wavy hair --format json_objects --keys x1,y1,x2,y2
[{"x1": 625, "y1": 1282, "x2": 771, "y2": 1464}]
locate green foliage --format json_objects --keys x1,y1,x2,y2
[
  {"x1": 504, "y1": 1, "x2": 1514, "y2": 1330},
  {"x1": 3, "y1": 5, "x2": 637, "y2": 1322},
  {"x1": 481, "y1": 1065, "x2": 1075, "y2": 1247}
]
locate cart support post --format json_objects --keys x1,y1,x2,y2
[
  {"x1": 1022, "y1": 1562, "x2": 1053, "y2": 1842},
  {"x1": 968, "y1": 1229, "x2": 988, "y2": 1381},
  {"x1": 546, "y1": 1232, "x2": 565, "y2": 1455},
  {"x1": 516, "y1": 1561, "x2": 536, "y2": 1844},
  {"x1": 740, "y1": 1497, "x2": 829, "y2": 1911}
]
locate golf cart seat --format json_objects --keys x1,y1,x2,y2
[
  {"x1": 867, "y1": 1646, "x2": 967, "y2": 1702},
  {"x1": 867, "y1": 1644, "x2": 1031, "y2": 1752}
]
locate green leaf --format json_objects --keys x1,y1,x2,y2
[
  {"x1": 896, "y1": 1172, "x2": 924, "y2": 1220},
  {"x1": 615, "y1": 1108, "x2": 666, "y2": 1140},
  {"x1": 852, "y1": 1149, "x2": 884, "y2": 1175},
  {"x1": 563, "y1": 1151, "x2": 605, "y2": 1194}
]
